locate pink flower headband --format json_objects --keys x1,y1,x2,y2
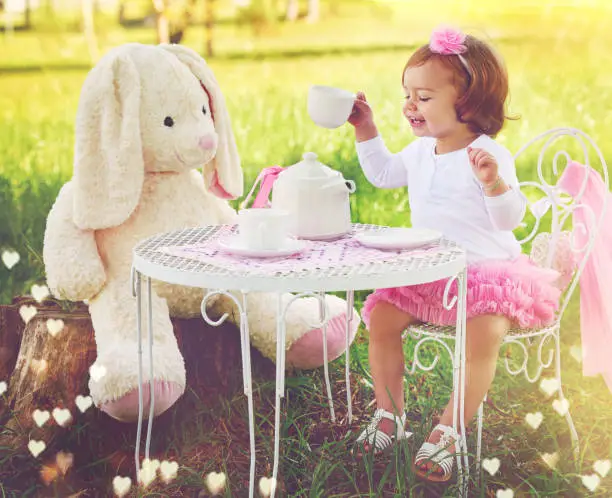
[{"x1": 429, "y1": 26, "x2": 471, "y2": 76}]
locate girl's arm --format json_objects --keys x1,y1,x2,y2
[
  {"x1": 356, "y1": 136, "x2": 409, "y2": 189},
  {"x1": 482, "y1": 157, "x2": 527, "y2": 231},
  {"x1": 349, "y1": 92, "x2": 409, "y2": 189}
]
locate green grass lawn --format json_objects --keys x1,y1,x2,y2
[{"x1": 1, "y1": 0, "x2": 611, "y2": 496}]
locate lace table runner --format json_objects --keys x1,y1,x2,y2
[{"x1": 157, "y1": 225, "x2": 452, "y2": 275}]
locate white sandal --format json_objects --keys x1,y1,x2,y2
[
  {"x1": 413, "y1": 424, "x2": 459, "y2": 482},
  {"x1": 352, "y1": 408, "x2": 413, "y2": 457}
]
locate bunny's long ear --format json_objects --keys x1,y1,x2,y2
[
  {"x1": 73, "y1": 48, "x2": 144, "y2": 230},
  {"x1": 159, "y1": 43, "x2": 243, "y2": 199}
]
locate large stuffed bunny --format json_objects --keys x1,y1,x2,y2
[{"x1": 43, "y1": 43, "x2": 360, "y2": 422}]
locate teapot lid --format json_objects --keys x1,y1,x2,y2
[{"x1": 282, "y1": 152, "x2": 338, "y2": 180}]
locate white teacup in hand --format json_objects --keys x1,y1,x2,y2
[
  {"x1": 308, "y1": 85, "x2": 356, "y2": 129},
  {"x1": 237, "y1": 209, "x2": 291, "y2": 251}
]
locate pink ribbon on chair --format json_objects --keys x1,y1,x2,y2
[
  {"x1": 240, "y1": 166, "x2": 284, "y2": 209},
  {"x1": 558, "y1": 161, "x2": 612, "y2": 393}
]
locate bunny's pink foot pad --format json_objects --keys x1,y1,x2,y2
[
  {"x1": 285, "y1": 312, "x2": 360, "y2": 370},
  {"x1": 100, "y1": 380, "x2": 183, "y2": 422}
]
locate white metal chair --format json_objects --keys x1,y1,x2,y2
[{"x1": 403, "y1": 127, "x2": 609, "y2": 491}]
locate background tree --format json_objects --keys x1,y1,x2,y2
[
  {"x1": 285, "y1": 0, "x2": 297, "y2": 21},
  {"x1": 285, "y1": 0, "x2": 319, "y2": 23},
  {"x1": 152, "y1": 0, "x2": 170, "y2": 43},
  {"x1": 82, "y1": 0, "x2": 99, "y2": 61},
  {"x1": 203, "y1": 0, "x2": 216, "y2": 56},
  {"x1": 24, "y1": 0, "x2": 31, "y2": 28},
  {"x1": 306, "y1": 0, "x2": 318, "y2": 22}
]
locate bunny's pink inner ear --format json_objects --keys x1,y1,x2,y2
[
  {"x1": 200, "y1": 80, "x2": 237, "y2": 199},
  {"x1": 201, "y1": 82, "x2": 215, "y2": 123},
  {"x1": 209, "y1": 170, "x2": 234, "y2": 199}
]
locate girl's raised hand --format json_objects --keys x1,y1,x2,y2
[
  {"x1": 348, "y1": 91, "x2": 374, "y2": 128},
  {"x1": 467, "y1": 146, "x2": 499, "y2": 186}
]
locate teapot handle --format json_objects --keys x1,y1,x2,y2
[{"x1": 240, "y1": 166, "x2": 284, "y2": 210}]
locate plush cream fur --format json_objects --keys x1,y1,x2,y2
[{"x1": 43, "y1": 43, "x2": 360, "y2": 422}]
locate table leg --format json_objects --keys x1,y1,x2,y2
[
  {"x1": 459, "y1": 267, "x2": 469, "y2": 496},
  {"x1": 270, "y1": 292, "x2": 333, "y2": 496},
  {"x1": 318, "y1": 291, "x2": 335, "y2": 423},
  {"x1": 240, "y1": 293, "x2": 256, "y2": 498},
  {"x1": 271, "y1": 293, "x2": 286, "y2": 498},
  {"x1": 133, "y1": 268, "x2": 144, "y2": 481},
  {"x1": 145, "y1": 276, "x2": 155, "y2": 462},
  {"x1": 448, "y1": 276, "x2": 463, "y2": 493},
  {"x1": 450, "y1": 268, "x2": 469, "y2": 496},
  {"x1": 200, "y1": 290, "x2": 255, "y2": 498},
  {"x1": 444, "y1": 268, "x2": 469, "y2": 496},
  {"x1": 345, "y1": 290, "x2": 354, "y2": 424}
]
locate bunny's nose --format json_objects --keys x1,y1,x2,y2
[{"x1": 198, "y1": 135, "x2": 216, "y2": 150}]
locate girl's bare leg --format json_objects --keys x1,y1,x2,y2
[
  {"x1": 359, "y1": 301, "x2": 417, "y2": 453},
  {"x1": 419, "y1": 314, "x2": 510, "y2": 475}
]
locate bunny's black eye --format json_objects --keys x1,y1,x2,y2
[
  {"x1": 163, "y1": 116, "x2": 174, "y2": 127},
  {"x1": 202, "y1": 106, "x2": 207, "y2": 115}
]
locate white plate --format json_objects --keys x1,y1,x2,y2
[
  {"x1": 218, "y1": 236, "x2": 308, "y2": 258},
  {"x1": 355, "y1": 228, "x2": 442, "y2": 250}
]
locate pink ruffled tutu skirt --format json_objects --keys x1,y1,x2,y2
[{"x1": 362, "y1": 255, "x2": 562, "y2": 330}]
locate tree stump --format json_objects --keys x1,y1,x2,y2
[
  {"x1": 0, "y1": 296, "x2": 24, "y2": 382},
  {"x1": 0, "y1": 296, "x2": 274, "y2": 452}
]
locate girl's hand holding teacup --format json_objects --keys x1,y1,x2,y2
[
  {"x1": 348, "y1": 92, "x2": 374, "y2": 128},
  {"x1": 349, "y1": 91, "x2": 379, "y2": 142}
]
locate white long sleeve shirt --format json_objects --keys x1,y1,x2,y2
[{"x1": 356, "y1": 134, "x2": 527, "y2": 263}]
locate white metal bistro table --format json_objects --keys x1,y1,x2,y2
[{"x1": 131, "y1": 223, "x2": 468, "y2": 497}]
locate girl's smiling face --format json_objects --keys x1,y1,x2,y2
[{"x1": 402, "y1": 60, "x2": 467, "y2": 141}]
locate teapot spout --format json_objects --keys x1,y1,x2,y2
[{"x1": 321, "y1": 178, "x2": 356, "y2": 194}]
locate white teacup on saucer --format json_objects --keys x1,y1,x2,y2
[
  {"x1": 236, "y1": 208, "x2": 292, "y2": 251},
  {"x1": 218, "y1": 209, "x2": 307, "y2": 258},
  {"x1": 308, "y1": 85, "x2": 356, "y2": 129}
]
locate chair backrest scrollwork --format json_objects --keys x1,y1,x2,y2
[{"x1": 513, "y1": 127, "x2": 609, "y2": 322}]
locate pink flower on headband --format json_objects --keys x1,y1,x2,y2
[{"x1": 429, "y1": 27, "x2": 467, "y2": 55}]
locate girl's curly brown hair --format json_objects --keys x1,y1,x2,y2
[{"x1": 403, "y1": 35, "x2": 518, "y2": 137}]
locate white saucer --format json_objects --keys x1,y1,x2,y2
[
  {"x1": 218, "y1": 235, "x2": 308, "y2": 258},
  {"x1": 299, "y1": 229, "x2": 351, "y2": 241},
  {"x1": 355, "y1": 227, "x2": 442, "y2": 250}
]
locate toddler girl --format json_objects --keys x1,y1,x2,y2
[{"x1": 348, "y1": 26, "x2": 561, "y2": 482}]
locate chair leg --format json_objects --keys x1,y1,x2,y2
[
  {"x1": 554, "y1": 332, "x2": 580, "y2": 459},
  {"x1": 476, "y1": 398, "x2": 484, "y2": 487}
]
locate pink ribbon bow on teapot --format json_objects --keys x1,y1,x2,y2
[{"x1": 240, "y1": 166, "x2": 285, "y2": 210}]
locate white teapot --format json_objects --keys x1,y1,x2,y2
[{"x1": 271, "y1": 152, "x2": 356, "y2": 240}]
